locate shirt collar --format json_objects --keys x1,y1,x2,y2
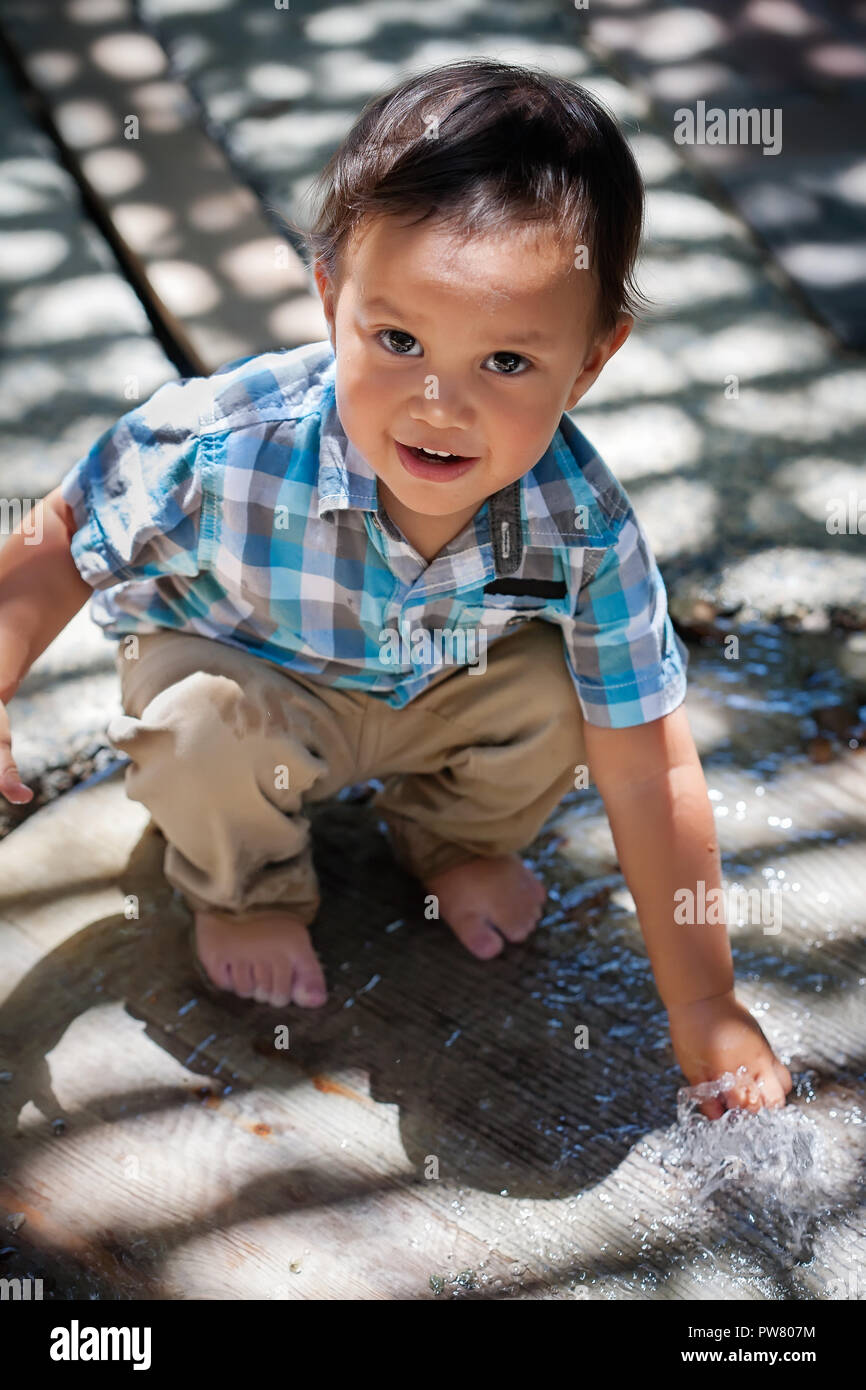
[{"x1": 316, "y1": 373, "x2": 380, "y2": 518}]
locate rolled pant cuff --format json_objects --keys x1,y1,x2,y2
[
  {"x1": 172, "y1": 881, "x2": 321, "y2": 928},
  {"x1": 380, "y1": 811, "x2": 492, "y2": 882}
]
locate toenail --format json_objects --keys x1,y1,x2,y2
[{"x1": 296, "y1": 982, "x2": 327, "y2": 1006}]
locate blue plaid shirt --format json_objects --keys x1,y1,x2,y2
[{"x1": 60, "y1": 339, "x2": 689, "y2": 728}]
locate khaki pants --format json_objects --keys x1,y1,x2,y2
[{"x1": 107, "y1": 621, "x2": 587, "y2": 925}]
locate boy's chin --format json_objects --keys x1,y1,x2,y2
[{"x1": 385, "y1": 481, "x2": 484, "y2": 518}]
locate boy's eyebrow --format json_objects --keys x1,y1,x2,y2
[{"x1": 361, "y1": 295, "x2": 556, "y2": 347}]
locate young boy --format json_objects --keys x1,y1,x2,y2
[{"x1": 0, "y1": 60, "x2": 791, "y2": 1119}]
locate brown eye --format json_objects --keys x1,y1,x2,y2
[
  {"x1": 379, "y1": 329, "x2": 421, "y2": 355},
  {"x1": 487, "y1": 352, "x2": 528, "y2": 375}
]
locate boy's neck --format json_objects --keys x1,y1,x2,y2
[{"x1": 377, "y1": 482, "x2": 480, "y2": 564}]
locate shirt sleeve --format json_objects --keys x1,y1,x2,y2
[
  {"x1": 559, "y1": 509, "x2": 689, "y2": 729},
  {"x1": 58, "y1": 375, "x2": 208, "y2": 592}
]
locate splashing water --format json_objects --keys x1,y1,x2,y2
[{"x1": 664, "y1": 1069, "x2": 829, "y2": 1261}]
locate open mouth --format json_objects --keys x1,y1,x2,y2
[
  {"x1": 393, "y1": 438, "x2": 480, "y2": 481},
  {"x1": 401, "y1": 442, "x2": 469, "y2": 463}
]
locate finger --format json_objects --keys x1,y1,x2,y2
[
  {"x1": 723, "y1": 1077, "x2": 763, "y2": 1113},
  {"x1": 755, "y1": 1070, "x2": 788, "y2": 1109},
  {"x1": 0, "y1": 765, "x2": 34, "y2": 805},
  {"x1": 0, "y1": 705, "x2": 33, "y2": 804},
  {"x1": 699, "y1": 1097, "x2": 725, "y2": 1120},
  {"x1": 774, "y1": 1059, "x2": 794, "y2": 1096}
]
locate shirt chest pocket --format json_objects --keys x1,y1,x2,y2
[
  {"x1": 457, "y1": 576, "x2": 568, "y2": 634},
  {"x1": 456, "y1": 594, "x2": 552, "y2": 637}
]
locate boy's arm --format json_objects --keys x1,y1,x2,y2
[
  {"x1": 0, "y1": 489, "x2": 93, "y2": 800},
  {"x1": 584, "y1": 704, "x2": 733, "y2": 1008},
  {"x1": 584, "y1": 706, "x2": 792, "y2": 1115}
]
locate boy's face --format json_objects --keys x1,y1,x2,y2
[{"x1": 314, "y1": 212, "x2": 631, "y2": 548}]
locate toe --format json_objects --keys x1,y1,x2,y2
[
  {"x1": 447, "y1": 913, "x2": 504, "y2": 960},
  {"x1": 496, "y1": 910, "x2": 539, "y2": 943},
  {"x1": 499, "y1": 891, "x2": 544, "y2": 942},
  {"x1": 228, "y1": 959, "x2": 255, "y2": 997},
  {"x1": 496, "y1": 883, "x2": 544, "y2": 943},
  {"x1": 293, "y1": 968, "x2": 328, "y2": 1008},
  {"x1": 529, "y1": 872, "x2": 547, "y2": 904},
  {"x1": 252, "y1": 961, "x2": 274, "y2": 1004},
  {"x1": 270, "y1": 961, "x2": 295, "y2": 1008},
  {"x1": 198, "y1": 949, "x2": 231, "y2": 991}
]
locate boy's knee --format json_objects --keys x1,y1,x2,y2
[{"x1": 109, "y1": 670, "x2": 247, "y2": 761}]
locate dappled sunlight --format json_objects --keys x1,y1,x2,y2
[
  {"x1": 148, "y1": 258, "x2": 222, "y2": 314},
  {"x1": 217, "y1": 236, "x2": 310, "y2": 297},
  {"x1": 582, "y1": 0, "x2": 866, "y2": 348},
  {"x1": 233, "y1": 108, "x2": 365, "y2": 171},
  {"x1": 709, "y1": 545, "x2": 866, "y2": 612},
  {"x1": 0, "y1": 156, "x2": 75, "y2": 212},
  {"x1": 245, "y1": 62, "x2": 314, "y2": 103},
  {"x1": 744, "y1": 1, "x2": 818, "y2": 38},
  {"x1": 646, "y1": 60, "x2": 741, "y2": 103},
  {"x1": 647, "y1": 187, "x2": 745, "y2": 241},
  {"x1": 640, "y1": 249, "x2": 758, "y2": 304},
  {"x1": 703, "y1": 369, "x2": 866, "y2": 439},
  {"x1": 628, "y1": 476, "x2": 720, "y2": 560},
  {"x1": 575, "y1": 403, "x2": 705, "y2": 479},
  {"x1": 737, "y1": 178, "x2": 821, "y2": 228},
  {"x1": 831, "y1": 159, "x2": 866, "y2": 205},
  {"x1": 187, "y1": 186, "x2": 259, "y2": 233},
  {"x1": 593, "y1": 7, "x2": 727, "y2": 61},
  {"x1": 67, "y1": 0, "x2": 130, "y2": 21},
  {"x1": 90, "y1": 31, "x2": 167, "y2": 80},
  {"x1": 25, "y1": 48, "x2": 82, "y2": 87},
  {"x1": 53, "y1": 96, "x2": 117, "y2": 147},
  {"x1": 266, "y1": 294, "x2": 328, "y2": 344},
  {"x1": 577, "y1": 337, "x2": 685, "y2": 403},
  {"x1": 6, "y1": 273, "x2": 152, "y2": 346},
  {"x1": 126, "y1": 80, "x2": 195, "y2": 133},
  {"x1": 628, "y1": 130, "x2": 683, "y2": 184},
  {"x1": 779, "y1": 240, "x2": 866, "y2": 288},
  {"x1": 676, "y1": 316, "x2": 830, "y2": 382},
  {"x1": 809, "y1": 42, "x2": 866, "y2": 78},
  {"x1": 0, "y1": 228, "x2": 68, "y2": 279},
  {"x1": 111, "y1": 200, "x2": 176, "y2": 252},
  {"x1": 79, "y1": 144, "x2": 147, "y2": 195},
  {"x1": 771, "y1": 456, "x2": 866, "y2": 527}
]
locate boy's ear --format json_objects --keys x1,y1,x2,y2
[
  {"x1": 313, "y1": 260, "x2": 337, "y2": 347},
  {"x1": 564, "y1": 314, "x2": 633, "y2": 412}
]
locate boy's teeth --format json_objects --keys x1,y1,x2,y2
[{"x1": 413, "y1": 445, "x2": 460, "y2": 460}]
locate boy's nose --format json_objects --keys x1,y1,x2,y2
[{"x1": 407, "y1": 381, "x2": 475, "y2": 432}]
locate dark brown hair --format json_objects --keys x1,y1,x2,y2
[{"x1": 292, "y1": 58, "x2": 649, "y2": 341}]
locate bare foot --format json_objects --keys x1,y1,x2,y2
[
  {"x1": 425, "y1": 853, "x2": 547, "y2": 960},
  {"x1": 194, "y1": 908, "x2": 328, "y2": 1007}
]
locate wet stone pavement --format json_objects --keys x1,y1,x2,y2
[{"x1": 0, "y1": 0, "x2": 864, "y2": 1299}]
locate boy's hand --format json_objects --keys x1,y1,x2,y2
[
  {"x1": 667, "y1": 989, "x2": 793, "y2": 1119},
  {"x1": 0, "y1": 698, "x2": 34, "y2": 804}
]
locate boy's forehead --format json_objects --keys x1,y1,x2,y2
[{"x1": 345, "y1": 213, "x2": 590, "y2": 321}]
